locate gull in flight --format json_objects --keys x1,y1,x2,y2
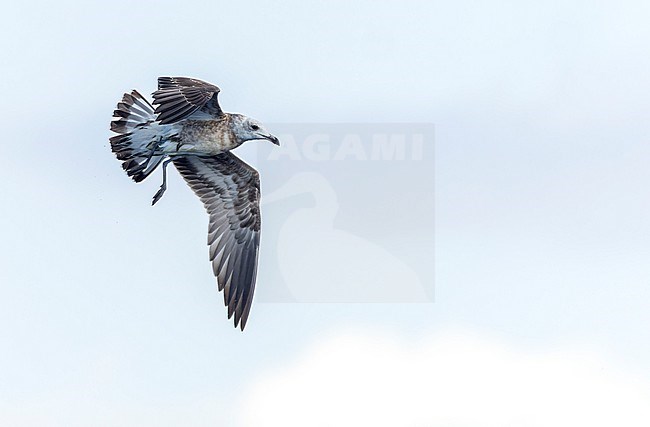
[{"x1": 109, "y1": 77, "x2": 279, "y2": 330}]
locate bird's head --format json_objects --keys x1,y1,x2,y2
[{"x1": 230, "y1": 114, "x2": 280, "y2": 146}]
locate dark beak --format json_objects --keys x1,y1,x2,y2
[{"x1": 266, "y1": 134, "x2": 280, "y2": 146}]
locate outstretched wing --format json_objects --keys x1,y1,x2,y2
[
  {"x1": 172, "y1": 153, "x2": 261, "y2": 330},
  {"x1": 152, "y1": 77, "x2": 223, "y2": 125}
]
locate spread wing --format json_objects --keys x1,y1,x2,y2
[
  {"x1": 152, "y1": 77, "x2": 223, "y2": 125},
  {"x1": 172, "y1": 153, "x2": 261, "y2": 330}
]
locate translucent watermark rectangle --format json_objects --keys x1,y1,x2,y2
[{"x1": 254, "y1": 123, "x2": 434, "y2": 303}]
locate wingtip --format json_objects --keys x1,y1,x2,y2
[{"x1": 236, "y1": 316, "x2": 247, "y2": 331}]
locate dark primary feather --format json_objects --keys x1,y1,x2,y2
[
  {"x1": 152, "y1": 77, "x2": 223, "y2": 125},
  {"x1": 172, "y1": 153, "x2": 261, "y2": 330}
]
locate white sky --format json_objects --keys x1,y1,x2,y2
[{"x1": 2, "y1": 0, "x2": 650, "y2": 425}]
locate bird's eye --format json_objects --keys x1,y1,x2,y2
[{"x1": 251, "y1": 124, "x2": 260, "y2": 131}]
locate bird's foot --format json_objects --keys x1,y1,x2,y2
[{"x1": 152, "y1": 184, "x2": 166, "y2": 206}]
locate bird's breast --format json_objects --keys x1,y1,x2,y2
[{"x1": 178, "y1": 120, "x2": 238, "y2": 154}]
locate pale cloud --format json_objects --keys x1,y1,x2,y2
[{"x1": 239, "y1": 330, "x2": 650, "y2": 426}]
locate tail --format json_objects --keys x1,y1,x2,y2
[{"x1": 110, "y1": 90, "x2": 166, "y2": 182}]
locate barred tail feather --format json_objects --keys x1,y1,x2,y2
[{"x1": 110, "y1": 90, "x2": 165, "y2": 183}]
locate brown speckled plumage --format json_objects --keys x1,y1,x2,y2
[{"x1": 178, "y1": 117, "x2": 240, "y2": 154}]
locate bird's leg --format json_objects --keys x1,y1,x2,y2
[
  {"x1": 152, "y1": 159, "x2": 173, "y2": 206},
  {"x1": 141, "y1": 136, "x2": 165, "y2": 172}
]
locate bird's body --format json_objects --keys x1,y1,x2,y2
[
  {"x1": 154, "y1": 116, "x2": 243, "y2": 156},
  {"x1": 109, "y1": 77, "x2": 279, "y2": 330},
  {"x1": 179, "y1": 119, "x2": 236, "y2": 153}
]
